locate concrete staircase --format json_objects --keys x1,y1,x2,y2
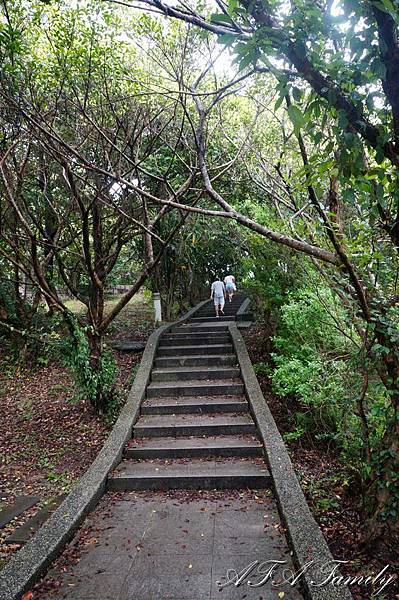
[{"x1": 108, "y1": 295, "x2": 271, "y2": 492}]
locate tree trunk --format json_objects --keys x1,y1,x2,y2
[
  {"x1": 87, "y1": 330, "x2": 108, "y2": 415},
  {"x1": 365, "y1": 327, "x2": 399, "y2": 547}
]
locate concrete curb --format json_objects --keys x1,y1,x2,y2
[
  {"x1": 0, "y1": 299, "x2": 209, "y2": 600},
  {"x1": 229, "y1": 323, "x2": 353, "y2": 600},
  {"x1": 236, "y1": 296, "x2": 250, "y2": 317}
]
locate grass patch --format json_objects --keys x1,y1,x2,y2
[{"x1": 64, "y1": 291, "x2": 150, "y2": 316}]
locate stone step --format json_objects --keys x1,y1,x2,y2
[
  {"x1": 147, "y1": 379, "x2": 244, "y2": 398},
  {"x1": 111, "y1": 340, "x2": 146, "y2": 352},
  {"x1": 190, "y1": 316, "x2": 236, "y2": 323},
  {"x1": 159, "y1": 335, "x2": 230, "y2": 347},
  {"x1": 151, "y1": 366, "x2": 240, "y2": 382},
  {"x1": 195, "y1": 302, "x2": 246, "y2": 311},
  {"x1": 170, "y1": 324, "x2": 230, "y2": 333},
  {"x1": 154, "y1": 354, "x2": 237, "y2": 368},
  {"x1": 0, "y1": 496, "x2": 40, "y2": 529},
  {"x1": 199, "y1": 299, "x2": 243, "y2": 305},
  {"x1": 162, "y1": 331, "x2": 230, "y2": 340},
  {"x1": 141, "y1": 395, "x2": 247, "y2": 414},
  {"x1": 107, "y1": 458, "x2": 271, "y2": 491},
  {"x1": 125, "y1": 435, "x2": 263, "y2": 459},
  {"x1": 156, "y1": 344, "x2": 233, "y2": 356},
  {"x1": 198, "y1": 301, "x2": 242, "y2": 307},
  {"x1": 164, "y1": 329, "x2": 230, "y2": 337},
  {"x1": 199, "y1": 299, "x2": 243, "y2": 306},
  {"x1": 237, "y1": 312, "x2": 254, "y2": 321},
  {"x1": 197, "y1": 303, "x2": 242, "y2": 309},
  {"x1": 134, "y1": 414, "x2": 256, "y2": 437},
  {"x1": 4, "y1": 495, "x2": 66, "y2": 544},
  {"x1": 195, "y1": 310, "x2": 239, "y2": 317}
]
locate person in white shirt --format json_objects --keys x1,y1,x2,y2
[
  {"x1": 224, "y1": 274, "x2": 236, "y2": 302},
  {"x1": 210, "y1": 278, "x2": 226, "y2": 317}
]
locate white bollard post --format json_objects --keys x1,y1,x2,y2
[{"x1": 153, "y1": 292, "x2": 162, "y2": 324}]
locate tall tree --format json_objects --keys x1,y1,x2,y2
[{"x1": 0, "y1": 1, "x2": 198, "y2": 411}]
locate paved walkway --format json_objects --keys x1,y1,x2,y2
[
  {"x1": 39, "y1": 491, "x2": 303, "y2": 600},
  {"x1": 37, "y1": 297, "x2": 305, "y2": 599}
]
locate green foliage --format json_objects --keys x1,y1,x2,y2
[
  {"x1": 38, "y1": 456, "x2": 72, "y2": 492},
  {"x1": 0, "y1": 281, "x2": 60, "y2": 364},
  {"x1": 253, "y1": 362, "x2": 271, "y2": 377},
  {"x1": 283, "y1": 426, "x2": 306, "y2": 442},
  {"x1": 59, "y1": 317, "x2": 117, "y2": 410},
  {"x1": 243, "y1": 237, "x2": 307, "y2": 321},
  {"x1": 152, "y1": 214, "x2": 249, "y2": 318},
  {"x1": 0, "y1": 282, "x2": 18, "y2": 326},
  {"x1": 287, "y1": 104, "x2": 306, "y2": 136},
  {"x1": 299, "y1": 472, "x2": 343, "y2": 517},
  {"x1": 271, "y1": 286, "x2": 390, "y2": 473},
  {"x1": 272, "y1": 287, "x2": 349, "y2": 358}
]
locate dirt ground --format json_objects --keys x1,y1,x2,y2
[{"x1": 0, "y1": 292, "x2": 154, "y2": 567}]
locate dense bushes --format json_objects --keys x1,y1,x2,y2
[
  {"x1": 269, "y1": 284, "x2": 391, "y2": 491},
  {"x1": 0, "y1": 282, "x2": 19, "y2": 325},
  {"x1": 58, "y1": 317, "x2": 118, "y2": 415}
]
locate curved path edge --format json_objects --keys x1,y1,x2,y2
[
  {"x1": 229, "y1": 323, "x2": 353, "y2": 600},
  {"x1": 0, "y1": 300, "x2": 209, "y2": 600}
]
